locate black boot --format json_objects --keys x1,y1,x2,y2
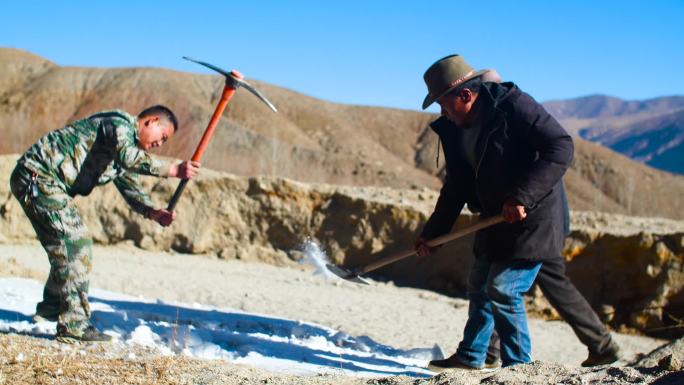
[
  {"x1": 32, "y1": 312, "x2": 59, "y2": 323},
  {"x1": 429, "y1": 353, "x2": 496, "y2": 372},
  {"x1": 33, "y1": 301, "x2": 60, "y2": 322},
  {"x1": 56, "y1": 325, "x2": 112, "y2": 344},
  {"x1": 581, "y1": 341, "x2": 620, "y2": 367}
]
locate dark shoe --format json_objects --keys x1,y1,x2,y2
[
  {"x1": 582, "y1": 341, "x2": 621, "y2": 367},
  {"x1": 484, "y1": 357, "x2": 501, "y2": 369},
  {"x1": 56, "y1": 326, "x2": 112, "y2": 344},
  {"x1": 34, "y1": 302, "x2": 60, "y2": 322},
  {"x1": 428, "y1": 353, "x2": 493, "y2": 372},
  {"x1": 32, "y1": 312, "x2": 58, "y2": 323}
]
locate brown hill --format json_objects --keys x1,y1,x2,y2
[
  {"x1": 2, "y1": 47, "x2": 684, "y2": 219},
  {"x1": 544, "y1": 95, "x2": 684, "y2": 175},
  {"x1": 544, "y1": 94, "x2": 684, "y2": 120},
  {"x1": 0, "y1": 48, "x2": 435, "y2": 189}
]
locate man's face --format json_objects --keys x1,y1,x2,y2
[
  {"x1": 137, "y1": 116, "x2": 174, "y2": 150},
  {"x1": 437, "y1": 89, "x2": 475, "y2": 126}
]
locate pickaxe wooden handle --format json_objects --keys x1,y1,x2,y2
[{"x1": 167, "y1": 57, "x2": 277, "y2": 211}]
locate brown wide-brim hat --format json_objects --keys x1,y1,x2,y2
[{"x1": 422, "y1": 54, "x2": 488, "y2": 109}]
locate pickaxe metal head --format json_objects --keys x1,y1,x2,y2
[{"x1": 183, "y1": 56, "x2": 278, "y2": 113}]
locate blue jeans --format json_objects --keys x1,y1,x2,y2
[{"x1": 456, "y1": 255, "x2": 542, "y2": 367}]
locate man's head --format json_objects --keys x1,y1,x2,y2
[
  {"x1": 137, "y1": 105, "x2": 178, "y2": 150},
  {"x1": 436, "y1": 77, "x2": 482, "y2": 126},
  {"x1": 435, "y1": 68, "x2": 501, "y2": 125}
]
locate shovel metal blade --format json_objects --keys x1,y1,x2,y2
[{"x1": 325, "y1": 263, "x2": 370, "y2": 285}]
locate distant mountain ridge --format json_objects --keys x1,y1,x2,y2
[
  {"x1": 543, "y1": 95, "x2": 684, "y2": 175},
  {"x1": 544, "y1": 94, "x2": 684, "y2": 120},
  {"x1": 2, "y1": 47, "x2": 684, "y2": 220}
]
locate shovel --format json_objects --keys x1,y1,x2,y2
[{"x1": 326, "y1": 214, "x2": 505, "y2": 284}]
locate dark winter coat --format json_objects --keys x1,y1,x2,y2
[{"x1": 421, "y1": 82, "x2": 574, "y2": 261}]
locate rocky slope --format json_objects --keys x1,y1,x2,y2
[
  {"x1": 1, "y1": 155, "x2": 682, "y2": 338},
  {"x1": 2, "y1": 48, "x2": 684, "y2": 220}
]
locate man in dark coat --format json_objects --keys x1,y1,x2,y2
[
  {"x1": 478, "y1": 70, "x2": 621, "y2": 368},
  {"x1": 415, "y1": 54, "x2": 573, "y2": 369}
]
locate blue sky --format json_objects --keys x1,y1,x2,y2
[{"x1": 1, "y1": 0, "x2": 682, "y2": 111}]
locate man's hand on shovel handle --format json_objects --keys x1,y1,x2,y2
[
  {"x1": 502, "y1": 199, "x2": 527, "y2": 223},
  {"x1": 148, "y1": 208, "x2": 177, "y2": 227},
  {"x1": 169, "y1": 161, "x2": 201, "y2": 179},
  {"x1": 414, "y1": 237, "x2": 437, "y2": 257}
]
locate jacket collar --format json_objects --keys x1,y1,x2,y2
[
  {"x1": 428, "y1": 82, "x2": 521, "y2": 175},
  {"x1": 429, "y1": 82, "x2": 520, "y2": 136}
]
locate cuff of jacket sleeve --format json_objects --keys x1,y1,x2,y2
[
  {"x1": 142, "y1": 206, "x2": 154, "y2": 219},
  {"x1": 508, "y1": 192, "x2": 534, "y2": 209},
  {"x1": 156, "y1": 162, "x2": 173, "y2": 178},
  {"x1": 420, "y1": 224, "x2": 444, "y2": 241}
]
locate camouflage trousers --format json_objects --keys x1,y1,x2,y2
[{"x1": 10, "y1": 165, "x2": 93, "y2": 336}]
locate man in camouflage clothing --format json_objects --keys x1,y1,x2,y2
[{"x1": 10, "y1": 105, "x2": 200, "y2": 343}]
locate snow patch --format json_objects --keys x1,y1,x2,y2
[{"x1": 0, "y1": 277, "x2": 436, "y2": 377}]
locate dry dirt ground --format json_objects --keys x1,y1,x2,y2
[{"x1": 1, "y1": 242, "x2": 681, "y2": 384}]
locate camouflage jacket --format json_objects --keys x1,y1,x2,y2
[{"x1": 17, "y1": 110, "x2": 171, "y2": 216}]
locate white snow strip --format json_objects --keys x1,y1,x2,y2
[{"x1": 0, "y1": 277, "x2": 437, "y2": 377}]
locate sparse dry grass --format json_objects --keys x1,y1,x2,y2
[
  {"x1": 0, "y1": 333, "x2": 362, "y2": 385},
  {"x1": 1, "y1": 334, "x2": 195, "y2": 385}
]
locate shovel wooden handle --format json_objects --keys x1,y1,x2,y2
[{"x1": 357, "y1": 214, "x2": 505, "y2": 275}]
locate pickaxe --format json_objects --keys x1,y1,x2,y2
[
  {"x1": 326, "y1": 214, "x2": 505, "y2": 284},
  {"x1": 167, "y1": 57, "x2": 278, "y2": 211}
]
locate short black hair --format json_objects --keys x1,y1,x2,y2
[
  {"x1": 138, "y1": 105, "x2": 179, "y2": 132},
  {"x1": 448, "y1": 77, "x2": 483, "y2": 97}
]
